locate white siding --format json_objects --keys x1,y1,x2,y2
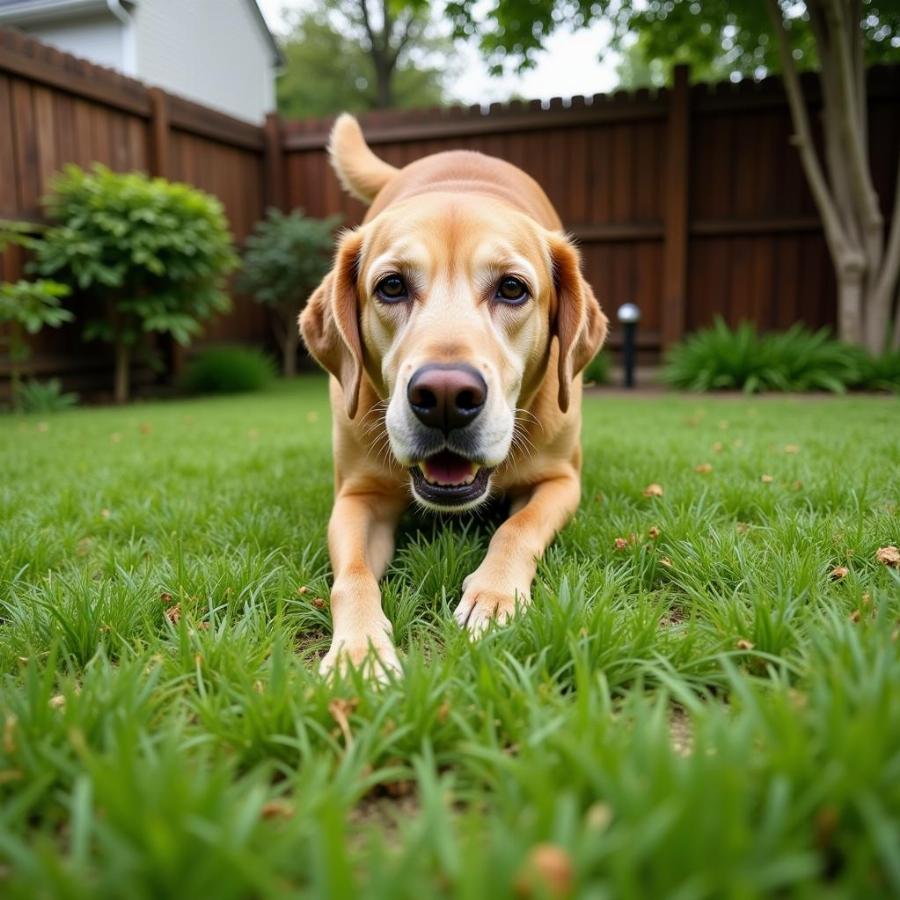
[
  {"x1": 18, "y1": 13, "x2": 129, "y2": 72},
  {"x1": 134, "y1": 0, "x2": 275, "y2": 123}
]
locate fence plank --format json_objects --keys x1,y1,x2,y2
[{"x1": 661, "y1": 65, "x2": 691, "y2": 348}]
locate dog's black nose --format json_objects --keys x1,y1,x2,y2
[{"x1": 407, "y1": 364, "x2": 487, "y2": 432}]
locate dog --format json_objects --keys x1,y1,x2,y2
[{"x1": 300, "y1": 114, "x2": 608, "y2": 677}]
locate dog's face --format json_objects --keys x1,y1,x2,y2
[{"x1": 302, "y1": 193, "x2": 606, "y2": 512}]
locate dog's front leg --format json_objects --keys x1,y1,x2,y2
[
  {"x1": 320, "y1": 487, "x2": 405, "y2": 679},
  {"x1": 455, "y1": 468, "x2": 581, "y2": 635}
]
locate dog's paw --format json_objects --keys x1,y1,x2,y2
[
  {"x1": 319, "y1": 636, "x2": 402, "y2": 683},
  {"x1": 454, "y1": 574, "x2": 530, "y2": 636}
]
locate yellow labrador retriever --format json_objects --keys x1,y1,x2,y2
[{"x1": 300, "y1": 114, "x2": 608, "y2": 677}]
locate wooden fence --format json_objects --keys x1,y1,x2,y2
[
  {"x1": 1, "y1": 26, "x2": 899, "y2": 395},
  {"x1": 278, "y1": 66, "x2": 899, "y2": 359}
]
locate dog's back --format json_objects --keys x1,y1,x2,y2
[{"x1": 329, "y1": 114, "x2": 561, "y2": 228}]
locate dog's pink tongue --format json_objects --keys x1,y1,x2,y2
[{"x1": 422, "y1": 451, "x2": 475, "y2": 485}]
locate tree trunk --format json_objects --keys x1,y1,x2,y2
[
  {"x1": 114, "y1": 341, "x2": 130, "y2": 404},
  {"x1": 836, "y1": 268, "x2": 865, "y2": 346},
  {"x1": 283, "y1": 325, "x2": 299, "y2": 377},
  {"x1": 373, "y1": 57, "x2": 393, "y2": 108}
]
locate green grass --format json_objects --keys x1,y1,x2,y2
[{"x1": 1, "y1": 379, "x2": 898, "y2": 899}]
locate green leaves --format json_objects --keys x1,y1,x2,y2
[
  {"x1": 662, "y1": 319, "x2": 897, "y2": 393},
  {"x1": 34, "y1": 164, "x2": 238, "y2": 348},
  {"x1": 236, "y1": 208, "x2": 340, "y2": 311},
  {"x1": 0, "y1": 280, "x2": 72, "y2": 335}
]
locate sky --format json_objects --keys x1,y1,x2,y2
[{"x1": 256, "y1": 1, "x2": 621, "y2": 104}]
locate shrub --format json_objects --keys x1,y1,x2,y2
[
  {"x1": 15, "y1": 378, "x2": 79, "y2": 414},
  {"x1": 663, "y1": 320, "x2": 865, "y2": 393},
  {"x1": 583, "y1": 350, "x2": 610, "y2": 385},
  {"x1": 1, "y1": 220, "x2": 73, "y2": 408},
  {"x1": 235, "y1": 208, "x2": 339, "y2": 376},
  {"x1": 852, "y1": 349, "x2": 900, "y2": 393},
  {"x1": 34, "y1": 165, "x2": 238, "y2": 404},
  {"x1": 181, "y1": 345, "x2": 275, "y2": 395}
]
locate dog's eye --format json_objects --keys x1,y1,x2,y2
[
  {"x1": 376, "y1": 274, "x2": 408, "y2": 302},
  {"x1": 495, "y1": 276, "x2": 529, "y2": 304}
]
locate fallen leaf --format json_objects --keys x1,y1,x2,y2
[
  {"x1": 296, "y1": 585, "x2": 309, "y2": 596},
  {"x1": 312, "y1": 596, "x2": 326, "y2": 609},
  {"x1": 694, "y1": 463, "x2": 713, "y2": 474},
  {"x1": 613, "y1": 537, "x2": 629, "y2": 550},
  {"x1": 328, "y1": 697, "x2": 359, "y2": 747},
  {"x1": 260, "y1": 799, "x2": 295, "y2": 820},
  {"x1": 648, "y1": 526, "x2": 661, "y2": 539},
  {"x1": 735, "y1": 522, "x2": 750, "y2": 534},
  {"x1": 100, "y1": 508, "x2": 111, "y2": 520},
  {"x1": 784, "y1": 443, "x2": 800, "y2": 454},
  {"x1": 712, "y1": 441, "x2": 724, "y2": 453},
  {"x1": 642, "y1": 483, "x2": 664, "y2": 498},
  {"x1": 49, "y1": 695, "x2": 66, "y2": 710},
  {"x1": 659, "y1": 556, "x2": 673, "y2": 568},
  {"x1": 515, "y1": 844, "x2": 573, "y2": 900},
  {"x1": 160, "y1": 592, "x2": 173, "y2": 604},
  {"x1": 384, "y1": 779, "x2": 416, "y2": 798},
  {"x1": 760, "y1": 474, "x2": 774, "y2": 484},
  {"x1": 829, "y1": 566, "x2": 849, "y2": 581},
  {"x1": 849, "y1": 609, "x2": 861, "y2": 623},
  {"x1": 736, "y1": 639, "x2": 754, "y2": 651},
  {"x1": 437, "y1": 701, "x2": 451, "y2": 723},
  {"x1": 165, "y1": 604, "x2": 181, "y2": 625},
  {"x1": 875, "y1": 546, "x2": 900, "y2": 568}
]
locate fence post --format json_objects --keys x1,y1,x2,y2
[
  {"x1": 264, "y1": 112, "x2": 286, "y2": 211},
  {"x1": 147, "y1": 86, "x2": 185, "y2": 379},
  {"x1": 662, "y1": 64, "x2": 690, "y2": 349},
  {"x1": 147, "y1": 87, "x2": 170, "y2": 178}
]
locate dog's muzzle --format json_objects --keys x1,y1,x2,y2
[{"x1": 405, "y1": 364, "x2": 493, "y2": 509}]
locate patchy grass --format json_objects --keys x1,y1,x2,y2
[{"x1": 1, "y1": 378, "x2": 898, "y2": 898}]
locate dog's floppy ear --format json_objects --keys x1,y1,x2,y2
[
  {"x1": 299, "y1": 230, "x2": 364, "y2": 419},
  {"x1": 549, "y1": 233, "x2": 608, "y2": 413}
]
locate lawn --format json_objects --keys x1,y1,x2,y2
[{"x1": 1, "y1": 378, "x2": 898, "y2": 899}]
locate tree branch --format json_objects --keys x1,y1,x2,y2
[
  {"x1": 823, "y1": 0, "x2": 883, "y2": 252},
  {"x1": 873, "y1": 153, "x2": 900, "y2": 346},
  {"x1": 764, "y1": 0, "x2": 858, "y2": 270}
]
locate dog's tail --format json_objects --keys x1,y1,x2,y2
[{"x1": 328, "y1": 114, "x2": 398, "y2": 204}]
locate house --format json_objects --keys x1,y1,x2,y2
[{"x1": 0, "y1": 0, "x2": 282, "y2": 123}]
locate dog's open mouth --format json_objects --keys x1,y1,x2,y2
[{"x1": 410, "y1": 450, "x2": 492, "y2": 509}]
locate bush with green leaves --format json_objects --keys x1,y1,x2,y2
[
  {"x1": 583, "y1": 349, "x2": 610, "y2": 386},
  {"x1": 181, "y1": 345, "x2": 276, "y2": 395},
  {"x1": 33, "y1": 165, "x2": 238, "y2": 404},
  {"x1": 0, "y1": 220, "x2": 72, "y2": 409},
  {"x1": 14, "y1": 378, "x2": 79, "y2": 413},
  {"x1": 236, "y1": 208, "x2": 339, "y2": 376},
  {"x1": 663, "y1": 319, "x2": 874, "y2": 393}
]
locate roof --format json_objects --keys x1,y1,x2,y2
[{"x1": 0, "y1": 0, "x2": 283, "y2": 65}]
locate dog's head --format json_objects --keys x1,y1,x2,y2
[{"x1": 301, "y1": 119, "x2": 607, "y2": 512}]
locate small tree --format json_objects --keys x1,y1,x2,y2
[
  {"x1": 0, "y1": 220, "x2": 72, "y2": 408},
  {"x1": 236, "y1": 209, "x2": 339, "y2": 377},
  {"x1": 34, "y1": 166, "x2": 238, "y2": 403}
]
